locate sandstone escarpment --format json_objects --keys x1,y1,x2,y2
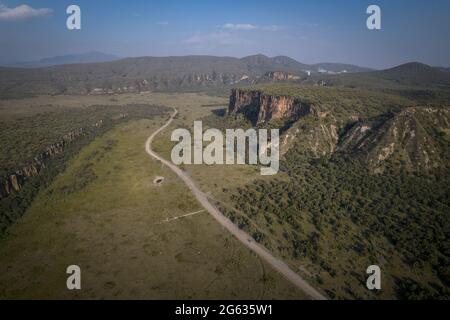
[
  {"x1": 228, "y1": 88, "x2": 449, "y2": 174},
  {"x1": 0, "y1": 128, "x2": 84, "y2": 199},
  {"x1": 88, "y1": 73, "x2": 254, "y2": 95},
  {"x1": 264, "y1": 71, "x2": 301, "y2": 81},
  {"x1": 0, "y1": 110, "x2": 133, "y2": 199},
  {"x1": 229, "y1": 89, "x2": 314, "y2": 124}
]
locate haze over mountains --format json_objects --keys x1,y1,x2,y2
[
  {"x1": 0, "y1": 53, "x2": 449, "y2": 98},
  {"x1": 5, "y1": 51, "x2": 120, "y2": 68},
  {"x1": 2, "y1": 52, "x2": 371, "y2": 72},
  {"x1": 320, "y1": 62, "x2": 450, "y2": 90}
]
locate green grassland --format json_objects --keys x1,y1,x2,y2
[
  {"x1": 2, "y1": 82, "x2": 448, "y2": 300},
  {"x1": 0, "y1": 103, "x2": 169, "y2": 176},
  {"x1": 0, "y1": 93, "x2": 306, "y2": 299},
  {"x1": 0, "y1": 92, "x2": 227, "y2": 176}
]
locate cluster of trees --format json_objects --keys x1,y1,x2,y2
[
  {"x1": 397, "y1": 278, "x2": 450, "y2": 300},
  {"x1": 218, "y1": 81, "x2": 450, "y2": 298},
  {"x1": 224, "y1": 147, "x2": 449, "y2": 298},
  {"x1": 205, "y1": 81, "x2": 450, "y2": 298}
]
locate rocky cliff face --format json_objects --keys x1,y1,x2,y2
[
  {"x1": 228, "y1": 88, "x2": 339, "y2": 157},
  {"x1": 0, "y1": 113, "x2": 129, "y2": 199},
  {"x1": 0, "y1": 117, "x2": 112, "y2": 199},
  {"x1": 88, "y1": 73, "x2": 254, "y2": 95},
  {"x1": 0, "y1": 128, "x2": 84, "y2": 199},
  {"x1": 227, "y1": 89, "x2": 449, "y2": 173},
  {"x1": 264, "y1": 71, "x2": 301, "y2": 81},
  {"x1": 229, "y1": 89, "x2": 313, "y2": 124}
]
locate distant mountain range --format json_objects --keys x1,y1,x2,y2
[
  {"x1": 6, "y1": 52, "x2": 120, "y2": 68},
  {"x1": 0, "y1": 54, "x2": 449, "y2": 98},
  {"x1": 318, "y1": 62, "x2": 450, "y2": 90},
  {"x1": 3, "y1": 53, "x2": 371, "y2": 73},
  {"x1": 238, "y1": 54, "x2": 372, "y2": 74}
]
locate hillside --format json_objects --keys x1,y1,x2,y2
[
  {"x1": 372, "y1": 62, "x2": 450, "y2": 88},
  {"x1": 318, "y1": 62, "x2": 450, "y2": 90},
  {"x1": 6, "y1": 51, "x2": 120, "y2": 68},
  {"x1": 312, "y1": 62, "x2": 372, "y2": 73},
  {"x1": 242, "y1": 56, "x2": 371, "y2": 74},
  {"x1": 338, "y1": 107, "x2": 450, "y2": 173},
  {"x1": 1, "y1": 57, "x2": 446, "y2": 99},
  {"x1": 0, "y1": 55, "x2": 369, "y2": 98},
  {"x1": 217, "y1": 83, "x2": 450, "y2": 299},
  {"x1": 241, "y1": 55, "x2": 309, "y2": 74}
]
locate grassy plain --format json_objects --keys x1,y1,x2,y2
[{"x1": 0, "y1": 93, "x2": 306, "y2": 299}]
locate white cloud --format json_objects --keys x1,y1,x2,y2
[
  {"x1": 0, "y1": 3, "x2": 52, "y2": 21},
  {"x1": 223, "y1": 23, "x2": 285, "y2": 32},
  {"x1": 157, "y1": 21, "x2": 169, "y2": 26},
  {"x1": 183, "y1": 32, "x2": 246, "y2": 46},
  {"x1": 223, "y1": 23, "x2": 258, "y2": 31}
]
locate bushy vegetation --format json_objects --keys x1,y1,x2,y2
[
  {"x1": 0, "y1": 104, "x2": 169, "y2": 233},
  {"x1": 220, "y1": 82, "x2": 450, "y2": 299},
  {"x1": 0, "y1": 113, "x2": 305, "y2": 300},
  {"x1": 222, "y1": 151, "x2": 449, "y2": 298},
  {"x1": 386, "y1": 88, "x2": 450, "y2": 106},
  {"x1": 0, "y1": 104, "x2": 168, "y2": 176},
  {"x1": 311, "y1": 62, "x2": 450, "y2": 91}
]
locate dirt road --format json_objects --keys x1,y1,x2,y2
[{"x1": 145, "y1": 109, "x2": 327, "y2": 300}]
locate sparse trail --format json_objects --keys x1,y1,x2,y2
[
  {"x1": 145, "y1": 109, "x2": 327, "y2": 300},
  {"x1": 156, "y1": 210, "x2": 205, "y2": 225}
]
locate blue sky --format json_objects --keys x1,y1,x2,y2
[{"x1": 0, "y1": 0, "x2": 449, "y2": 68}]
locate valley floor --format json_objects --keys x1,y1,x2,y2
[{"x1": 0, "y1": 93, "x2": 306, "y2": 299}]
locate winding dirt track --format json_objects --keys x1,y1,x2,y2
[{"x1": 145, "y1": 109, "x2": 327, "y2": 300}]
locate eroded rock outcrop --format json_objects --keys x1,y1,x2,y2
[
  {"x1": 0, "y1": 128, "x2": 85, "y2": 199},
  {"x1": 228, "y1": 89, "x2": 449, "y2": 174},
  {"x1": 87, "y1": 72, "x2": 256, "y2": 95},
  {"x1": 229, "y1": 89, "x2": 314, "y2": 124},
  {"x1": 264, "y1": 71, "x2": 301, "y2": 81},
  {"x1": 0, "y1": 110, "x2": 138, "y2": 200},
  {"x1": 339, "y1": 107, "x2": 449, "y2": 173}
]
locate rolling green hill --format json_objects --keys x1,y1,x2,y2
[{"x1": 317, "y1": 62, "x2": 450, "y2": 90}]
